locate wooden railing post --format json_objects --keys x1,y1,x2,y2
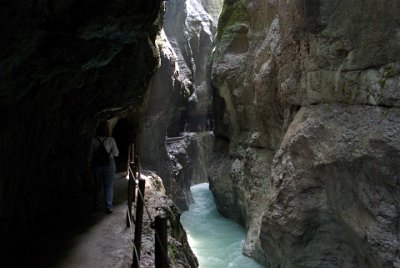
[
  {"x1": 132, "y1": 143, "x2": 139, "y2": 203},
  {"x1": 132, "y1": 178, "x2": 146, "y2": 268},
  {"x1": 126, "y1": 161, "x2": 136, "y2": 227},
  {"x1": 134, "y1": 154, "x2": 140, "y2": 178},
  {"x1": 155, "y1": 215, "x2": 169, "y2": 268}
]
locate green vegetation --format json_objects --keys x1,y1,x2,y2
[{"x1": 213, "y1": 0, "x2": 249, "y2": 62}]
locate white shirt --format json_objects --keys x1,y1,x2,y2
[{"x1": 88, "y1": 136, "x2": 119, "y2": 161}]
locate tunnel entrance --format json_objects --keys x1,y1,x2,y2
[{"x1": 112, "y1": 118, "x2": 132, "y2": 174}]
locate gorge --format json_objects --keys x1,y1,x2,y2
[{"x1": 0, "y1": 0, "x2": 399, "y2": 267}]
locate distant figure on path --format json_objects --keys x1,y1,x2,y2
[{"x1": 87, "y1": 122, "x2": 119, "y2": 214}]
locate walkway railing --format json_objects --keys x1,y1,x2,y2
[
  {"x1": 165, "y1": 136, "x2": 186, "y2": 144},
  {"x1": 126, "y1": 143, "x2": 170, "y2": 268}
]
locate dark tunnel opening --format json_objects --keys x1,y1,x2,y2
[{"x1": 112, "y1": 117, "x2": 132, "y2": 174}]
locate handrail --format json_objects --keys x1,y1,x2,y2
[
  {"x1": 133, "y1": 178, "x2": 171, "y2": 268},
  {"x1": 126, "y1": 164, "x2": 136, "y2": 227},
  {"x1": 132, "y1": 178, "x2": 145, "y2": 268},
  {"x1": 165, "y1": 136, "x2": 185, "y2": 142},
  {"x1": 127, "y1": 142, "x2": 170, "y2": 268}
]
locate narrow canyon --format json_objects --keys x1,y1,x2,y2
[{"x1": 0, "y1": 0, "x2": 399, "y2": 267}]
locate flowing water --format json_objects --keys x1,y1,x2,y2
[{"x1": 181, "y1": 183, "x2": 264, "y2": 268}]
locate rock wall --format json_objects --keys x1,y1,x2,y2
[
  {"x1": 166, "y1": 132, "x2": 214, "y2": 210},
  {"x1": 164, "y1": 0, "x2": 218, "y2": 130},
  {"x1": 0, "y1": 0, "x2": 164, "y2": 263},
  {"x1": 189, "y1": 132, "x2": 214, "y2": 185},
  {"x1": 139, "y1": 29, "x2": 188, "y2": 193},
  {"x1": 210, "y1": 0, "x2": 400, "y2": 267},
  {"x1": 262, "y1": 104, "x2": 400, "y2": 267},
  {"x1": 209, "y1": 0, "x2": 284, "y2": 263},
  {"x1": 135, "y1": 170, "x2": 198, "y2": 267},
  {"x1": 140, "y1": 0, "x2": 220, "y2": 211},
  {"x1": 200, "y1": 0, "x2": 224, "y2": 24}
]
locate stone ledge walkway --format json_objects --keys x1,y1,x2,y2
[
  {"x1": 24, "y1": 171, "x2": 182, "y2": 268},
  {"x1": 55, "y1": 173, "x2": 134, "y2": 268}
]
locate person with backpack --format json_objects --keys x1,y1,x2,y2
[{"x1": 87, "y1": 122, "x2": 119, "y2": 214}]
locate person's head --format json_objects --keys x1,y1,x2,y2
[{"x1": 96, "y1": 121, "x2": 111, "y2": 137}]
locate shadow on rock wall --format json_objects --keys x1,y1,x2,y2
[{"x1": 0, "y1": 0, "x2": 164, "y2": 264}]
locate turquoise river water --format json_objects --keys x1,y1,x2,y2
[{"x1": 181, "y1": 183, "x2": 263, "y2": 268}]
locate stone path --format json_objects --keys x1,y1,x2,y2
[
  {"x1": 55, "y1": 174, "x2": 135, "y2": 268},
  {"x1": 25, "y1": 171, "x2": 187, "y2": 268}
]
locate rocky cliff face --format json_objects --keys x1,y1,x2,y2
[
  {"x1": 200, "y1": 0, "x2": 223, "y2": 24},
  {"x1": 133, "y1": 170, "x2": 198, "y2": 268},
  {"x1": 166, "y1": 132, "x2": 214, "y2": 210},
  {"x1": 139, "y1": 29, "x2": 188, "y2": 196},
  {"x1": 139, "y1": 0, "x2": 220, "y2": 211},
  {"x1": 0, "y1": 0, "x2": 164, "y2": 263},
  {"x1": 210, "y1": 0, "x2": 400, "y2": 267},
  {"x1": 164, "y1": 0, "x2": 218, "y2": 130}
]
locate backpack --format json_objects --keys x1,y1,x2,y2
[{"x1": 93, "y1": 137, "x2": 111, "y2": 166}]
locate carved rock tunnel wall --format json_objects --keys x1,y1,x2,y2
[{"x1": 0, "y1": 0, "x2": 164, "y2": 263}]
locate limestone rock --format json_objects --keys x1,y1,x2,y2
[
  {"x1": 210, "y1": 3, "x2": 284, "y2": 264},
  {"x1": 167, "y1": 132, "x2": 214, "y2": 210},
  {"x1": 139, "y1": 29, "x2": 187, "y2": 193},
  {"x1": 210, "y1": 0, "x2": 400, "y2": 267},
  {"x1": 136, "y1": 170, "x2": 198, "y2": 268},
  {"x1": 200, "y1": 0, "x2": 223, "y2": 24},
  {"x1": 140, "y1": 0, "x2": 220, "y2": 212},
  {"x1": 262, "y1": 104, "x2": 400, "y2": 267},
  {"x1": 165, "y1": 0, "x2": 218, "y2": 128},
  {"x1": 276, "y1": 0, "x2": 400, "y2": 107},
  {"x1": 137, "y1": 23, "x2": 213, "y2": 263}
]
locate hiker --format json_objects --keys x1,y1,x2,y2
[{"x1": 87, "y1": 121, "x2": 119, "y2": 213}]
